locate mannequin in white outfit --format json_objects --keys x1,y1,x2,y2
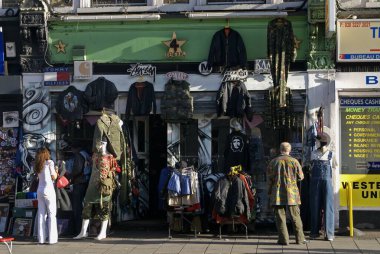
[{"x1": 35, "y1": 148, "x2": 58, "y2": 244}]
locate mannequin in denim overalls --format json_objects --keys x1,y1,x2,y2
[{"x1": 309, "y1": 135, "x2": 335, "y2": 241}]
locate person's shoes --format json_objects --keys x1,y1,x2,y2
[
  {"x1": 296, "y1": 240, "x2": 309, "y2": 245},
  {"x1": 277, "y1": 240, "x2": 289, "y2": 246},
  {"x1": 309, "y1": 234, "x2": 320, "y2": 240},
  {"x1": 325, "y1": 237, "x2": 334, "y2": 241}
]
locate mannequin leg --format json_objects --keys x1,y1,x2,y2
[
  {"x1": 73, "y1": 219, "x2": 90, "y2": 239},
  {"x1": 95, "y1": 220, "x2": 108, "y2": 240}
]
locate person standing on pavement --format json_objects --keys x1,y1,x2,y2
[
  {"x1": 267, "y1": 142, "x2": 307, "y2": 245},
  {"x1": 70, "y1": 143, "x2": 90, "y2": 236},
  {"x1": 309, "y1": 133, "x2": 337, "y2": 241},
  {"x1": 35, "y1": 147, "x2": 58, "y2": 244}
]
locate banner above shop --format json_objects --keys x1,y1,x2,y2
[
  {"x1": 127, "y1": 63, "x2": 156, "y2": 82},
  {"x1": 336, "y1": 72, "x2": 380, "y2": 88},
  {"x1": 74, "y1": 61, "x2": 92, "y2": 80},
  {"x1": 44, "y1": 67, "x2": 70, "y2": 86},
  {"x1": 337, "y1": 19, "x2": 380, "y2": 62}
]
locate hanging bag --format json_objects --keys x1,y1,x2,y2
[{"x1": 57, "y1": 175, "x2": 70, "y2": 189}]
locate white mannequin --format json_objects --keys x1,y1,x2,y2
[{"x1": 74, "y1": 141, "x2": 111, "y2": 241}]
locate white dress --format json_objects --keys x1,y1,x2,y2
[{"x1": 37, "y1": 160, "x2": 58, "y2": 244}]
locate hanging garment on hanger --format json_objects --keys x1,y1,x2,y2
[
  {"x1": 216, "y1": 81, "x2": 251, "y2": 118},
  {"x1": 224, "y1": 129, "x2": 249, "y2": 173},
  {"x1": 56, "y1": 86, "x2": 87, "y2": 121},
  {"x1": 125, "y1": 81, "x2": 156, "y2": 119},
  {"x1": 161, "y1": 79, "x2": 193, "y2": 123},
  {"x1": 207, "y1": 28, "x2": 247, "y2": 69},
  {"x1": 83, "y1": 77, "x2": 118, "y2": 111},
  {"x1": 267, "y1": 18, "x2": 295, "y2": 107}
]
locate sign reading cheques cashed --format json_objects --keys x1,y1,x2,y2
[{"x1": 339, "y1": 96, "x2": 380, "y2": 208}]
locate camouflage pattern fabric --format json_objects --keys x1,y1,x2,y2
[{"x1": 267, "y1": 154, "x2": 304, "y2": 206}]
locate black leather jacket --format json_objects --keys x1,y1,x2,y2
[
  {"x1": 207, "y1": 28, "x2": 247, "y2": 69},
  {"x1": 84, "y1": 77, "x2": 118, "y2": 111}
]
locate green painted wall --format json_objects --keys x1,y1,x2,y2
[{"x1": 48, "y1": 16, "x2": 308, "y2": 64}]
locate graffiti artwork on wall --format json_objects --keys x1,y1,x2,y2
[
  {"x1": 198, "y1": 118, "x2": 212, "y2": 175},
  {"x1": 167, "y1": 123, "x2": 180, "y2": 167},
  {"x1": 21, "y1": 82, "x2": 53, "y2": 190}
]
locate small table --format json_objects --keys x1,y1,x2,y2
[{"x1": 0, "y1": 237, "x2": 14, "y2": 254}]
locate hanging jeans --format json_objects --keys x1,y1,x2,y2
[{"x1": 309, "y1": 158, "x2": 334, "y2": 239}]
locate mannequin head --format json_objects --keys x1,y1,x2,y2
[
  {"x1": 100, "y1": 141, "x2": 109, "y2": 155},
  {"x1": 317, "y1": 132, "x2": 330, "y2": 148}
]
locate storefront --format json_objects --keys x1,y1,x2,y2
[
  {"x1": 335, "y1": 72, "x2": 380, "y2": 228},
  {"x1": 17, "y1": 15, "x2": 309, "y2": 235}
]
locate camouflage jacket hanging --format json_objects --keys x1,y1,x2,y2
[
  {"x1": 160, "y1": 79, "x2": 193, "y2": 123},
  {"x1": 267, "y1": 18, "x2": 296, "y2": 108}
]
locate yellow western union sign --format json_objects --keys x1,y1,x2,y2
[{"x1": 340, "y1": 174, "x2": 380, "y2": 207}]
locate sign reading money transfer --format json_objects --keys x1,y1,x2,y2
[{"x1": 337, "y1": 19, "x2": 380, "y2": 62}]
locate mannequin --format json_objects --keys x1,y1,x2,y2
[
  {"x1": 309, "y1": 133, "x2": 337, "y2": 241},
  {"x1": 74, "y1": 141, "x2": 113, "y2": 240}
]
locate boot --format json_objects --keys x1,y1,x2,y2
[
  {"x1": 73, "y1": 219, "x2": 89, "y2": 239},
  {"x1": 95, "y1": 220, "x2": 108, "y2": 240}
]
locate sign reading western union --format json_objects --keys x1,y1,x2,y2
[
  {"x1": 337, "y1": 19, "x2": 380, "y2": 62},
  {"x1": 340, "y1": 174, "x2": 380, "y2": 207}
]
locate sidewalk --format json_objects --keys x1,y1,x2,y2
[{"x1": 7, "y1": 229, "x2": 380, "y2": 254}]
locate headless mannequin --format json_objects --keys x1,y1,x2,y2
[{"x1": 74, "y1": 141, "x2": 110, "y2": 240}]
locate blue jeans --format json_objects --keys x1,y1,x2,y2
[{"x1": 309, "y1": 178, "x2": 334, "y2": 239}]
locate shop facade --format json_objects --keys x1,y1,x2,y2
[
  {"x1": 16, "y1": 14, "x2": 310, "y2": 227},
  {"x1": 334, "y1": 72, "x2": 380, "y2": 228}
]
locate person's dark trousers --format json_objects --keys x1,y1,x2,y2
[
  {"x1": 274, "y1": 205, "x2": 305, "y2": 244},
  {"x1": 72, "y1": 183, "x2": 88, "y2": 235}
]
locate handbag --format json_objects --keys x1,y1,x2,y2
[{"x1": 57, "y1": 175, "x2": 70, "y2": 189}]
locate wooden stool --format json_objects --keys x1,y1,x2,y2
[{"x1": 0, "y1": 237, "x2": 14, "y2": 254}]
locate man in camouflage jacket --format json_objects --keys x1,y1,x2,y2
[{"x1": 267, "y1": 142, "x2": 306, "y2": 245}]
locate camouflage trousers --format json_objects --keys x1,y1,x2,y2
[{"x1": 82, "y1": 200, "x2": 112, "y2": 221}]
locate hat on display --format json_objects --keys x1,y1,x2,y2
[{"x1": 317, "y1": 132, "x2": 330, "y2": 145}]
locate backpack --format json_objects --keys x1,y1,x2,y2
[{"x1": 79, "y1": 150, "x2": 92, "y2": 181}]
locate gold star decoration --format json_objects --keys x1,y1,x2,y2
[
  {"x1": 294, "y1": 36, "x2": 302, "y2": 50},
  {"x1": 54, "y1": 40, "x2": 66, "y2": 54},
  {"x1": 162, "y1": 32, "x2": 186, "y2": 57}
]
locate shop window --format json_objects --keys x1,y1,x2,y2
[{"x1": 91, "y1": 0, "x2": 146, "y2": 6}]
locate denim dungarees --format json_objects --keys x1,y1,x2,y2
[{"x1": 310, "y1": 151, "x2": 334, "y2": 239}]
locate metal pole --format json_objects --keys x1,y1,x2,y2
[{"x1": 348, "y1": 182, "x2": 354, "y2": 237}]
